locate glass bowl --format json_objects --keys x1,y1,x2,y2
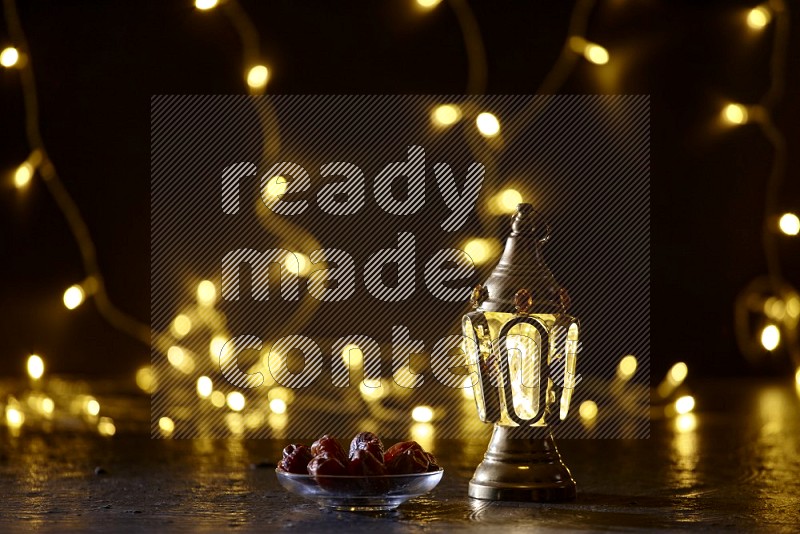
[{"x1": 275, "y1": 468, "x2": 444, "y2": 512}]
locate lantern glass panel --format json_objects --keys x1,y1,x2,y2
[{"x1": 484, "y1": 312, "x2": 555, "y2": 426}]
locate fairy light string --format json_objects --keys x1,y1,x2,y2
[
  {"x1": 3, "y1": 1, "x2": 797, "y2": 436},
  {"x1": 2, "y1": 0, "x2": 151, "y2": 346}
]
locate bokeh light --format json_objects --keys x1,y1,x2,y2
[
  {"x1": 490, "y1": 188, "x2": 523, "y2": 215},
  {"x1": 171, "y1": 314, "x2": 192, "y2": 338},
  {"x1": 269, "y1": 398, "x2": 287, "y2": 414},
  {"x1": 746, "y1": 6, "x2": 771, "y2": 29},
  {"x1": 579, "y1": 400, "x2": 598, "y2": 421},
  {"x1": 778, "y1": 213, "x2": 799, "y2": 236},
  {"x1": 196, "y1": 280, "x2": 217, "y2": 305},
  {"x1": 668, "y1": 362, "x2": 688, "y2": 385},
  {"x1": 98, "y1": 417, "x2": 116, "y2": 436},
  {"x1": 675, "y1": 413, "x2": 697, "y2": 433},
  {"x1": 27, "y1": 354, "x2": 44, "y2": 380},
  {"x1": 431, "y1": 104, "x2": 461, "y2": 126},
  {"x1": 86, "y1": 398, "x2": 100, "y2": 416},
  {"x1": 617, "y1": 355, "x2": 638, "y2": 380},
  {"x1": 417, "y1": 0, "x2": 442, "y2": 8},
  {"x1": 246, "y1": 65, "x2": 269, "y2": 89},
  {"x1": 476, "y1": 112, "x2": 500, "y2": 137},
  {"x1": 584, "y1": 43, "x2": 609, "y2": 65},
  {"x1": 0, "y1": 46, "x2": 19, "y2": 67},
  {"x1": 463, "y1": 238, "x2": 497, "y2": 265},
  {"x1": 264, "y1": 175, "x2": 287, "y2": 197},
  {"x1": 136, "y1": 366, "x2": 154, "y2": 393},
  {"x1": 14, "y1": 162, "x2": 33, "y2": 188},
  {"x1": 210, "y1": 391, "x2": 226, "y2": 408},
  {"x1": 197, "y1": 376, "x2": 213, "y2": 398},
  {"x1": 722, "y1": 103, "x2": 748, "y2": 125},
  {"x1": 760, "y1": 324, "x2": 780, "y2": 351},
  {"x1": 159, "y1": 416, "x2": 175, "y2": 436},
  {"x1": 284, "y1": 252, "x2": 311, "y2": 276},
  {"x1": 63, "y1": 284, "x2": 85, "y2": 310},
  {"x1": 6, "y1": 406, "x2": 25, "y2": 428},
  {"x1": 411, "y1": 405, "x2": 434, "y2": 423},
  {"x1": 674, "y1": 395, "x2": 695, "y2": 415},
  {"x1": 195, "y1": 0, "x2": 218, "y2": 10},
  {"x1": 226, "y1": 391, "x2": 246, "y2": 411}
]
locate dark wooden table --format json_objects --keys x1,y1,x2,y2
[{"x1": 1, "y1": 378, "x2": 799, "y2": 532}]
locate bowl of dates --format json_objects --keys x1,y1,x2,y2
[{"x1": 275, "y1": 432, "x2": 443, "y2": 511}]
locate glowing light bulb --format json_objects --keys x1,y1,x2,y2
[
  {"x1": 159, "y1": 416, "x2": 175, "y2": 435},
  {"x1": 195, "y1": 0, "x2": 218, "y2": 10},
  {"x1": 86, "y1": 398, "x2": 100, "y2": 416},
  {"x1": 674, "y1": 395, "x2": 695, "y2": 415},
  {"x1": 417, "y1": 0, "x2": 442, "y2": 8},
  {"x1": 411, "y1": 405, "x2": 434, "y2": 423},
  {"x1": 98, "y1": 416, "x2": 116, "y2": 436},
  {"x1": 617, "y1": 355, "x2": 638, "y2": 380},
  {"x1": 196, "y1": 280, "x2": 217, "y2": 305},
  {"x1": 210, "y1": 391, "x2": 226, "y2": 408},
  {"x1": 668, "y1": 362, "x2": 688, "y2": 385},
  {"x1": 778, "y1": 213, "x2": 799, "y2": 236},
  {"x1": 269, "y1": 398, "x2": 287, "y2": 414},
  {"x1": 168, "y1": 346, "x2": 185, "y2": 368},
  {"x1": 197, "y1": 376, "x2": 213, "y2": 398},
  {"x1": 579, "y1": 400, "x2": 598, "y2": 421},
  {"x1": 359, "y1": 381, "x2": 386, "y2": 401},
  {"x1": 431, "y1": 104, "x2": 461, "y2": 126},
  {"x1": 227, "y1": 391, "x2": 245, "y2": 411},
  {"x1": 171, "y1": 314, "x2": 192, "y2": 338},
  {"x1": 760, "y1": 324, "x2": 780, "y2": 351},
  {"x1": 14, "y1": 162, "x2": 33, "y2": 188},
  {"x1": 268, "y1": 387, "x2": 294, "y2": 404},
  {"x1": 341, "y1": 343, "x2": 364, "y2": 367},
  {"x1": 41, "y1": 397, "x2": 54, "y2": 414},
  {"x1": 583, "y1": 43, "x2": 609, "y2": 65},
  {"x1": 264, "y1": 175, "x2": 287, "y2": 197},
  {"x1": 246, "y1": 65, "x2": 269, "y2": 90},
  {"x1": 210, "y1": 335, "x2": 228, "y2": 361},
  {"x1": 675, "y1": 413, "x2": 697, "y2": 433},
  {"x1": 136, "y1": 366, "x2": 154, "y2": 393},
  {"x1": 6, "y1": 406, "x2": 24, "y2": 428},
  {"x1": 463, "y1": 238, "x2": 496, "y2": 265},
  {"x1": 494, "y1": 188, "x2": 522, "y2": 214},
  {"x1": 723, "y1": 103, "x2": 748, "y2": 125},
  {"x1": 269, "y1": 413, "x2": 288, "y2": 430},
  {"x1": 63, "y1": 284, "x2": 85, "y2": 310},
  {"x1": 476, "y1": 112, "x2": 500, "y2": 137},
  {"x1": 747, "y1": 6, "x2": 771, "y2": 29},
  {"x1": 27, "y1": 354, "x2": 44, "y2": 380},
  {"x1": 1, "y1": 46, "x2": 19, "y2": 67},
  {"x1": 284, "y1": 252, "x2": 310, "y2": 276}
]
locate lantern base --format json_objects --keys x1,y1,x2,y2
[{"x1": 468, "y1": 424, "x2": 576, "y2": 502}]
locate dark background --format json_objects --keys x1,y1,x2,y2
[{"x1": 1, "y1": 0, "x2": 798, "y2": 380}]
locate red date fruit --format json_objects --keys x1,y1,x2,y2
[
  {"x1": 349, "y1": 449, "x2": 389, "y2": 492},
  {"x1": 386, "y1": 447, "x2": 429, "y2": 475},
  {"x1": 277, "y1": 444, "x2": 313, "y2": 474},
  {"x1": 310, "y1": 435, "x2": 348, "y2": 463},
  {"x1": 425, "y1": 452, "x2": 441, "y2": 472},
  {"x1": 307, "y1": 453, "x2": 348, "y2": 490},
  {"x1": 383, "y1": 440, "x2": 423, "y2": 464},
  {"x1": 347, "y1": 449, "x2": 387, "y2": 476},
  {"x1": 349, "y1": 432, "x2": 384, "y2": 461},
  {"x1": 307, "y1": 453, "x2": 347, "y2": 477}
]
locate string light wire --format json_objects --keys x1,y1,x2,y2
[
  {"x1": 2, "y1": 0, "x2": 151, "y2": 345},
  {"x1": 446, "y1": 0, "x2": 488, "y2": 94}
]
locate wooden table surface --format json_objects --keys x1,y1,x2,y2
[{"x1": 1, "y1": 378, "x2": 799, "y2": 532}]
